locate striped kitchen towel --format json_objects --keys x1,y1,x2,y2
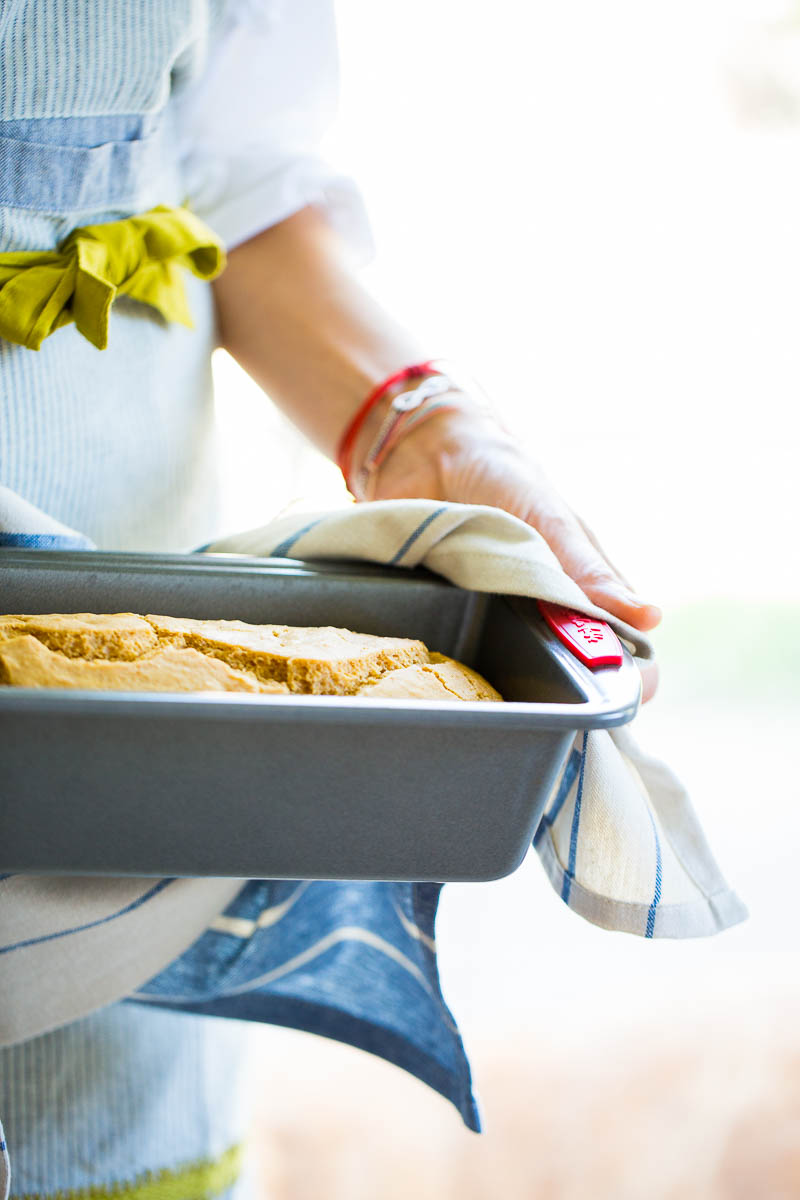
[
  {"x1": 0, "y1": 491, "x2": 746, "y2": 1194},
  {"x1": 0, "y1": 485, "x2": 94, "y2": 551},
  {"x1": 208, "y1": 499, "x2": 747, "y2": 939}
]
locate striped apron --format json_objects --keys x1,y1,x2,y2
[{"x1": 0, "y1": 4, "x2": 253, "y2": 1197}]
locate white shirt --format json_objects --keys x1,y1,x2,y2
[{"x1": 176, "y1": 0, "x2": 372, "y2": 256}]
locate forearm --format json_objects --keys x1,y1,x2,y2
[{"x1": 212, "y1": 205, "x2": 427, "y2": 463}]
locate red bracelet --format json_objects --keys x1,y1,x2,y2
[{"x1": 336, "y1": 360, "x2": 440, "y2": 488}]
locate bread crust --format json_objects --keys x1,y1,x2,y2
[
  {"x1": 0, "y1": 613, "x2": 502, "y2": 701},
  {"x1": 143, "y1": 614, "x2": 429, "y2": 694},
  {"x1": 0, "y1": 635, "x2": 286, "y2": 693}
]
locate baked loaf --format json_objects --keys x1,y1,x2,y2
[{"x1": 0, "y1": 612, "x2": 501, "y2": 701}]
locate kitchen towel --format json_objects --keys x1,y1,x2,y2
[
  {"x1": 210, "y1": 499, "x2": 746, "y2": 940},
  {"x1": 0, "y1": 490, "x2": 746, "y2": 1179}
]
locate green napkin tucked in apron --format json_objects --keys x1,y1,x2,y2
[{"x1": 0, "y1": 205, "x2": 225, "y2": 351}]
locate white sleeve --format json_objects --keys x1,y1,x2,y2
[{"x1": 175, "y1": 0, "x2": 373, "y2": 258}]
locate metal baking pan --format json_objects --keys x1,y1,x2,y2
[{"x1": 0, "y1": 549, "x2": 640, "y2": 881}]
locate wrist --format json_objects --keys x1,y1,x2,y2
[
  {"x1": 339, "y1": 358, "x2": 509, "y2": 500},
  {"x1": 336, "y1": 360, "x2": 439, "y2": 487},
  {"x1": 348, "y1": 376, "x2": 429, "y2": 488},
  {"x1": 349, "y1": 370, "x2": 460, "y2": 493},
  {"x1": 366, "y1": 403, "x2": 511, "y2": 501}
]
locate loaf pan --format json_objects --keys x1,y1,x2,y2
[{"x1": 0, "y1": 549, "x2": 640, "y2": 881}]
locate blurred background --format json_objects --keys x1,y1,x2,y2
[{"x1": 212, "y1": 2, "x2": 800, "y2": 1196}]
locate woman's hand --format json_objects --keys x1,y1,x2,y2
[{"x1": 362, "y1": 405, "x2": 662, "y2": 702}]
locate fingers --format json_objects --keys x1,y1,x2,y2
[
  {"x1": 564, "y1": 514, "x2": 662, "y2": 629},
  {"x1": 544, "y1": 508, "x2": 661, "y2": 701},
  {"x1": 585, "y1": 578, "x2": 663, "y2": 634},
  {"x1": 571, "y1": 511, "x2": 635, "y2": 591},
  {"x1": 532, "y1": 505, "x2": 662, "y2": 633}
]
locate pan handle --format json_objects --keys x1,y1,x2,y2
[
  {"x1": 507, "y1": 597, "x2": 642, "y2": 728},
  {"x1": 536, "y1": 600, "x2": 624, "y2": 668}
]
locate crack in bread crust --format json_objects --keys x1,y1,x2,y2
[
  {"x1": 356, "y1": 657, "x2": 502, "y2": 702},
  {"x1": 0, "y1": 635, "x2": 288, "y2": 693},
  {"x1": 142, "y1": 615, "x2": 429, "y2": 695}
]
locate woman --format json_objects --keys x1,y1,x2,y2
[{"x1": 0, "y1": 2, "x2": 660, "y2": 1197}]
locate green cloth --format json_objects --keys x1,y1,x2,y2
[{"x1": 0, "y1": 206, "x2": 226, "y2": 351}]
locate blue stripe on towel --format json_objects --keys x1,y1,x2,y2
[
  {"x1": 270, "y1": 518, "x2": 327, "y2": 559},
  {"x1": 0, "y1": 879, "x2": 175, "y2": 956},
  {"x1": 0, "y1": 532, "x2": 94, "y2": 550},
  {"x1": 645, "y1": 811, "x2": 664, "y2": 939},
  {"x1": 561, "y1": 730, "x2": 588, "y2": 904},
  {"x1": 534, "y1": 746, "x2": 582, "y2": 846},
  {"x1": 390, "y1": 506, "x2": 449, "y2": 565}
]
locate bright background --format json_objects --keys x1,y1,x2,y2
[{"x1": 211, "y1": 3, "x2": 800, "y2": 1196}]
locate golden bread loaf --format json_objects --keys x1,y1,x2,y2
[{"x1": 0, "y1": 613, "x2": 501, "y2": 701}]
